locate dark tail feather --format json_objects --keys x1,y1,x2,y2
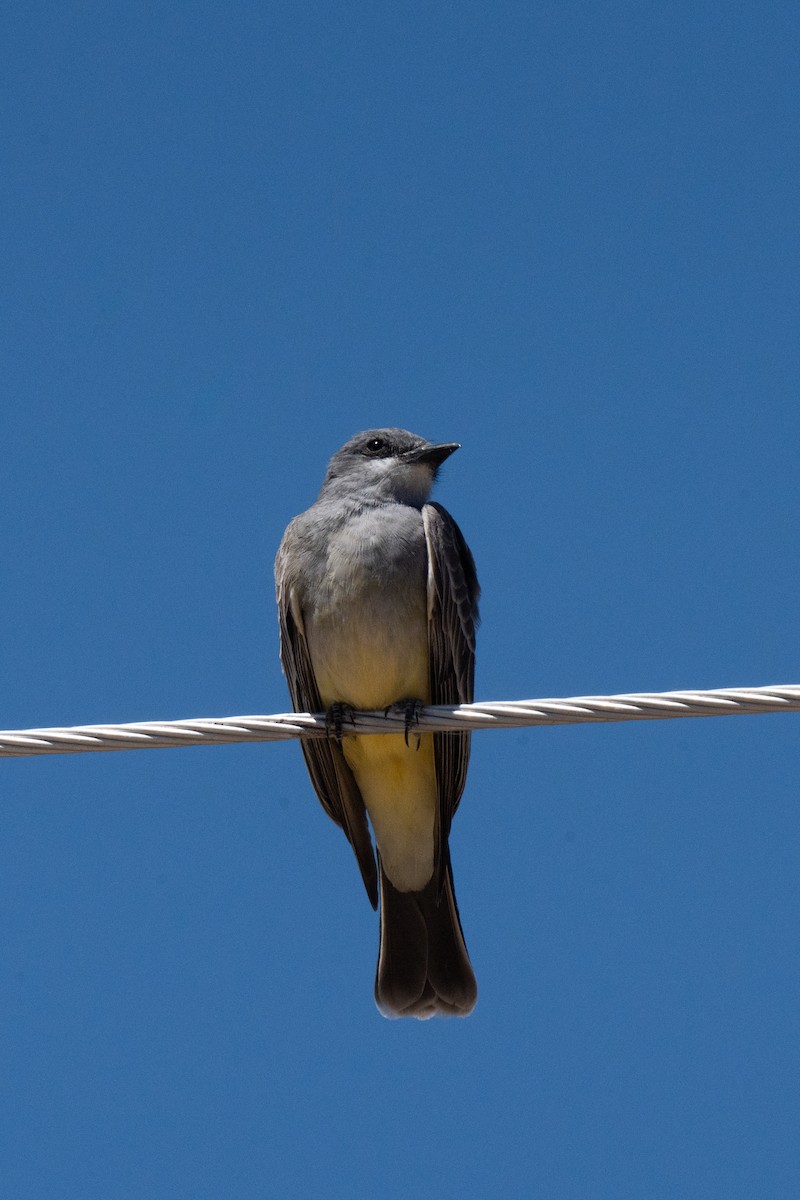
[{"x1": 374, "y1": 859, "x2": 477, "y2": 1019}]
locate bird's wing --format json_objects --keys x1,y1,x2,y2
[
  {"x1": 275, "y1": 539, "x2": 378, "y2": 908},
  {"x1": 423, "y1": 502, "x2": 480, "y2": 895}
]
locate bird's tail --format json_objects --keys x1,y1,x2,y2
[{"x1": 374, "y1": 859, "x2": 477, "y2": 1019}]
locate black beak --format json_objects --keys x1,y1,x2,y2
[{"x1": 405, "y1": 442, "x2": 461, "y2": 468}]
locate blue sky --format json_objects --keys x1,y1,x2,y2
[{"x1": 3, "y1": 2, "x2": 799, "y2": 1196}]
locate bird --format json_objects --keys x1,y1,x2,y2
[{"x1": 275, "y1": 428, "x2": 479, "y2": 1018}]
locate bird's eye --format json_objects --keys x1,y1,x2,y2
[{"x1": 363, "y1": 437, "x2": 386, "y2": 455}]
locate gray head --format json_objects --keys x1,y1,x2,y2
[{"x1": 320, "y1": 428, "x2": 460, "y2": 507}]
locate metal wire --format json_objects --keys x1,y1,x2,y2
[{"x1": 1, "y1": 684, "x2": 798, "y2": 758}]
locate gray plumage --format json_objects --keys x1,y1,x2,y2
[{"x1": 275, "y1": 428, "x2": 479, "y2": 1018}]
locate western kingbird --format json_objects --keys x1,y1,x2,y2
[{"x1": 275, "y1": 428, "x2": 479, "y2": 1018}]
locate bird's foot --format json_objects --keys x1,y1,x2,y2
[
  {"x1": 384, "y1": 699, "x2": 424, "y2": 749},
  {"x1": 326, "y1": 702, "x2": 357, "y2": 745}
]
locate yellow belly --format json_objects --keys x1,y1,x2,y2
[
  {"x1": 308, "y1": 605, "x2": 430, "y2": 712},
  {"x1": 343, "y1": 732, "x2": 436, "y2": 892},
  {"x1": 303, "y1": 566, "x2": 435, "y2": 892}
]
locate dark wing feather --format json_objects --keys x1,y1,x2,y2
[
  {"x1": 275, "y1": 541, "x2": 378, "y2": 908},
  {"x1": 422, "y1": 502, "x2": 480, "y2": 896}
]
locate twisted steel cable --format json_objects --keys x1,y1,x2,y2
[{"x1": 1, "y1": 684, "x2": 798, "y2": 758}]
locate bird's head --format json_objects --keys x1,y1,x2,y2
[{"x1": 321, "y1": 428, "x2": 460, "y2": 507}]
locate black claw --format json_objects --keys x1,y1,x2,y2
[
  {"x1": 385, "y1": 699, "x2": 424, "y2": 749},
  {"x1": 326, "y1": 702, "x2": 356, "y2": 744}
]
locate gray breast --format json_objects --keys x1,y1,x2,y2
[
  {"x1": 320, "y1": 504, "x2": 427, "y2": 614},
  {"x1": 302, "y1": 503, "x2": 430, "y2": 706}
]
